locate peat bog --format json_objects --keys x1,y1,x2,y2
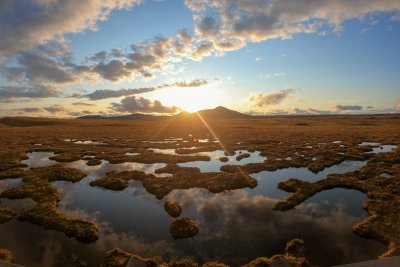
[{"x1": 0, "y1": 114, "x2": 399, "y2": 266}]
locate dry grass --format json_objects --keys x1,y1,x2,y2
[{"x1": 169, "y1": 217, "x2": 199, "y2": 239}]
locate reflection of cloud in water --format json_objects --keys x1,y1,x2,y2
[
  {"x1": 0, "y1": 219, "x2": 178, "y2": 267},
  {"x1": 22, "y1": 152, "x2": 56, "y2": 169},
  {"x1": 0, "y1": 178, "x2": 23, "y2": 193},
  {"x1": 66, "y1": 160, "x2": 167, "y2": 178},
  {"x1": 7, "y1": 150, "x2": 388, "y2": 266},
  {"x1": 178, "y1": 150, "x2": 266, "y2": 172},
  {"x1": 22, "y1": 152, "x2": 167, "y2": 178},
  {"x1": 249, "y1": 160, "x2": 367, "y2": 199},
  {"x1": 167, "y1": 189, "x2": 385, "y2": 266}
]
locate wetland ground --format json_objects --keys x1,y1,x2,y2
[{"x1": 0, "y1": 114, "x2": 399, "y2": 266}]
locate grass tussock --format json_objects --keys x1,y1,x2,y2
[{"x1": 170, "y1": 217, "x2": 199, "y2": 239}]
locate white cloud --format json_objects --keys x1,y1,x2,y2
[
  {"x1": 185, "y1": 0, "x2": 400, "y2": 52},
  {"x1": 0, "y1": 0, "x2": 142, "y2": 61},
  {"x1": 247, "y1": 88, "x2": 295, "y2": 107},
  {"x1": 260, "y1": 72, "x2": 286, "y2": 79},
  {"x1": 395, "y1": 100, "x2": 400, "y2": 111}
]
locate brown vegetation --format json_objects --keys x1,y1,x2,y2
[
  {"x1": 103, "y1": 239, "x2": 309, "y2": 267},
  {"x1": 164, "y1": 200, "x2": 182, "y2": 217},
  {"x1": 169, "y1": 217, "x2": 199, "y2": 239},
  {"x1": 0, "y1": 248, "x2": 14, "y2": 262},
  {"x1": 0, "y1": 208, "x2": 16, "y2": 223}
]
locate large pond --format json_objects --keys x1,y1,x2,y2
[{"x1": 0, "y1": 146, "x2": 390, "y2": 267}]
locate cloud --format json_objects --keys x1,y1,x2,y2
[
  {"x1": 4, "y1": 52, "x2": 78, "y2": 84},
  {"x1": 248, "y1": 88, "x2": 295, "y2": 107},
  {"x1": 83, "y1": 79, "x2": 209, "y2": 100},
  {"x1": 15, "y1": 108, "x2": 44, "y2": 113},
  {"x1": 68, "y1": 110, "x2": 95, "y2": 117},
  {"x1": 0, "y1": 85, "x2": 59, "y2": 98},
  {"x1": 166, "y1": 189, "x2": 380, "y2": 266},
  {"x1": 332, "y1": 105, "x2": 363, "y2": 112},
  {"x1": 186, "y1": 0, "x2": 400, "y2": 53},
  {"x1": 82, "y1": 30, "x2": 216, "y2": 81},
  {"x1": 246, "y1": 107, "x2": 332, "y2": 116},
  {"x1": 109, "y1": 96, "x2": 180, "y2": 114},
  {"x1": 72, "y1": 102, "x2": 96, "y2": 107},
  {"x1": 43, "y1": 104, "x2": 68, "y2": 114},
  {"x1": 84, "y1": 87, "x2": 155, "y2": 101},
  {"x1": 1, "y1": 1, "x2": 399, "y2": 103},
  {"x1": 260, "y1": 72, "x2": 286, "y2": 79},
  {"x1": 395, "y1": 100, "x2": 400, "y2": 111},
  {"x1": 0, "y1": 0, "x2": 142, "y2": 61},
  {"x1": 0, "y1": 50, "x2": 85, "y2": 99}
]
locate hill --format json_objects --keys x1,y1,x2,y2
[
  {"x1": 77, "y1": 113, "x2": 169, "y2": 121},
  {"x1": 197, "y1": 106, "x2": 251, "y2": 119},
  {"x1": 77, "y1": 106, "x2": 251, "y2": 121},
  {"x1": 0, "y1": 116, "x2": 63, "y2": 127}
]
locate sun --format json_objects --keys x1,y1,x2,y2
[{"x1": 153, "y1": 86, "x2": 222, "y2": 113}]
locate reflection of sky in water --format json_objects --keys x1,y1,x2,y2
[
  {"x1": 178, "y1": 150, "x2": 266, "y2": 172},
  {"x1": 74, "y1": 140, "x2": 106, "y2": 145},
  {"x1": 21, "y1": 152, "x2": 56, "y2": 169},
  {"x1": 0, "y1": 178, "x2": 23, "y2": 191},
  {"x1": 369, "y1": 145, "x2": 397, "y2": 154},
  {"x1": 66, "y1": 160, "x2": 168, "y2": 178},
  {"x1": 249, "y1": 160, "x2": 367, "y2": 199},
  {"x1": 358, "y1": 142, "x2": 398, "y2": 154},
  {"x1": 0, "y1": 149, "x2": 390, "y2": 266}
]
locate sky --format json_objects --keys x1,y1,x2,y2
[{"x1": 0, "y1": 0, "x2": 400, "y2": 117}]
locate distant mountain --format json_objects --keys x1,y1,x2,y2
[
  {"x1": 77, "y1": 106, "x2": 251, "y2": 121},
  {"x1": 197, "y1": 106, "x2": 251, "y2": 119},
  {"x1": 173, "y1": 106, "x2": 251, "y2": 120},
  {"x1": 77, "y1": 113, "x2": 169, "y2": 121},
  {"x1": 0, "y1": 116, "x2": 62, "y2": 127}
]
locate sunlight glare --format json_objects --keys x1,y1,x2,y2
[{"x1": 154, "y1": 86, "x2": 222, "y2": 112}]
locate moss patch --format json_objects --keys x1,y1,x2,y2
[
  {"x1": 0, "y1": 248, "x2": 14, "y2": 262},
  {"x1": 104, "y1": 248, "x2": 131, "y2": 267},
  {"x1": 164, "y1": 200, "x2": 182, "y2": 218},
  {"x1": 90, "y1": 164, "x2": 257, "y2": 199},
  {"x1": 170, "y1": 217, "x2": 199, "y2": 239},
  {"x1": 90, "y1": 170, "x2": 155, "y2": 191},
  {"x1": 0, "y1": 208, "x2": 16, "y2": 223},
  {"x1": 102, "y1": 239, "x2": 309, "y2": 267}
]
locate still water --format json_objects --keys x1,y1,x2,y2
[{"x1": 0, "y1": 149, "x2": 387, "y2": 267}]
